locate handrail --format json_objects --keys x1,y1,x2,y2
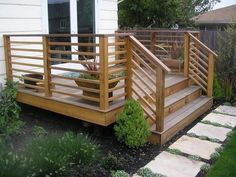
[
  {"x1": 187, "y1": 32, "x2": 218, "y2": 57},
  {"x1": 127, "y1": 35, "x2": 167, "y2": 132},
  {"x1": 129, "y1": 36, "x2": 171, "y2": 73},
  {"x1": 184, "y1": 32, "x2": 217, "y2": 97}
]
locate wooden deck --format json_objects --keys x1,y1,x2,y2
[{"x1": 3, "y1": 31, "x2": 217, "y2": 145}]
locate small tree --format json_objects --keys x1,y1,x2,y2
[{"x1": 114, "y1": 99, "x2": 150, "y2": 148}]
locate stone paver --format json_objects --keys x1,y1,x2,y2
[
  {"x1": 169, "y1": 135, "x2": 221, "y2": 160},
  {"x1": 214, "y1": 105, "x2": 236, "y2": 116},
  {"x1": 144, "y1": 151, "x2": 204, "y2": 177},
  {"x1": 202, "y1": 113, "x2": 236, "y2": 128},
  {"x1": 188, "y1": 123, "x2": 231, "y2": 142}
]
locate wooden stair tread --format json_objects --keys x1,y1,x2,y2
[
  {"x1": 165, "y1": 86, "x2": 201, "y2": 107},
  {"x1": 164, "y1": 96, "x2": 211, "y2": 131},
  {"x1": 165, "y1": 74, "x2": 188, "y2": 88},
  {"x1": 151, "y1": 96, "x2": 211, "y2": 132},
  {"x1": 132, "y1": 73, "x2": 188, "y2": 98}
]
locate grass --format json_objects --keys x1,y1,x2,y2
[{"x1": 206, "y1": 131, "x2": 236, "y2": 177}]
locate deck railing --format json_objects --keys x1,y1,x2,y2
[
  {"x1": 184, "y1": 32, "x2": 217, "y2": 97},
  {"x1": 127, "y1": 36, "x2": 170, "y2": 132},
  {"x1": 118, "y1": 29, "x2": 200, "y2": 60},
  {"x1": 3, "y1": 34, "x2": 129, "y2": 111}
]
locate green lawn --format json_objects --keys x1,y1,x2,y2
[{"x1": 206, "y1": 130, "x2": 236, "y2": 177}]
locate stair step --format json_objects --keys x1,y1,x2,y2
[
  {"x1": 132, "y1": 74, "x2": 189, "y2": 99},
  {"x1": 165, "y1": 74, "x2": 189, "y2": 97},
  {"x1": 150, "y1": 96, "x2": 213, "y2": 145},
  {"x1": 164, "y1": 86, "x2": 201, "y2": 116}
]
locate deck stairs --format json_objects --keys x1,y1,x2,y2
[
  {"x1": 129, "y1": 35, "x2": 214, "y2": 145},
  {"x1": 133, "y1": 72, "x2": 212, "y2": 145}
]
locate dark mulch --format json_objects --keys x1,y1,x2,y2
[{"x1": 12, "y1": 100, "x2": 221, "y2": 176}]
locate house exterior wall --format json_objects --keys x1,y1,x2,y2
[
  {"x1": 0, "y1": 0, "x2": 118, "y2": 84},
  {"x1": 0, "y1": 0, "x2": 43, "y2": 84},
  {"x1": 98, "y1": 0, "x2": 118, "y2": 34}
]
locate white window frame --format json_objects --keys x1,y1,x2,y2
[{"x1": 41, "y1": 0, "x2": 99, "y2": 34}]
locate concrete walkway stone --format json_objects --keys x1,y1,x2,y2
[
  {"x1": 169, "y1": 135, "x2": 221, "y2": 160},
  {"x1": 202, "y1": 113, "x2": 236, "y2": 128},
  {"x1": 214, "y1": 105, "x2": 236, "y2": 116},
  {"x1": 134, "y1": 105, "x2": 236, "y2": 177},
  {"x1": 144, "y1": 151, "x2": 204, "y2": 177},
  {"x1": 188, "y1": 123, "x2": 231, "y2": 142}
]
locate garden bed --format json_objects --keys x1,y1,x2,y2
[{"x1": 7, "y1": 101, "x2": 221, "y2": 176}]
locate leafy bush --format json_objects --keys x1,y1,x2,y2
[
  {"x1": 111, "y1": 170, "x2": 130, "y2": 177},
  {"x1": 0, "y1": 140, "x2": 28, "y2": 177},
  {"x1": 23, "y1": 132, "x2": 100, "y2": 176},
  {"x1": 0, "y1": 81, "x2": 23, "y2": 138},
  {"x1": 114, "y1": 99, "x2": 150, "y2": 148},
  {"x1": 216, "y1": 25, "x2": 236, "y2": 102},
  {"x1": 101, "y1": 153, "x2": 123, "y2": 171},
  {"x1": 137, "y1": 168, "x2": 166, "y2": 177},
  {"x1": 32, "y1": 125, "x2": 48, "y2": 137}
]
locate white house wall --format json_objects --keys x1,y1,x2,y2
[
  {"x1": 0, "y1": 0, "x2": 43, "y2": 84},
  {"x1": 98, "y1": 0, "x2": 118, "y2": 34}
]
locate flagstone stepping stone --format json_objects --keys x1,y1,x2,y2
[
  {"x1": 188, "y1": 123, "x2": 231, "y2": 142},
  {"x1": 214, "y1": 105, "x2": 236, "y2": 116},
  {"x1": 144, "y1": 151, "x2": 204, "y2": 177},
  {"x1": 169, "y1": 135, "x2": 221, "y2": 160},
  {"x1": 202, "y1": 113, "x2": 236, "y2": 128}
]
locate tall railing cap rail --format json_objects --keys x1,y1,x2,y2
[
  {"x1": 129, "y1": 35, "x2": 171, "y2": 73},
  {"x1": 117, "y1": 29, "x2": 200, "y2": 34},
  {"x1": 3, "y1": 33, "x2": 132, "y2": 38},
  {"x1": 186, "y1": 32, "x2": 218, "y2": 58}
]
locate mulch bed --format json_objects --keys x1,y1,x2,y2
[{"x1": 12, "y1": 100, "x2": 222, "y2": 176}]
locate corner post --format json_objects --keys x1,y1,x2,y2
[
  {"x1": 184, "y1": 33, "x2": 190, "y2": 77},
  {"x1": 3, "y1": 35, "x2": 13, "y2": 80},
  {"x1": 99, "y1": 35, "x2": 109, "y2": 110},
  {"x1": 207, "y1": 53, "x2": 214, "y2": 97},
  {"x1": 150, "y1": 32, "x2": 156, "y2": 55},
  {"x1": 125, "y1": 36, "x2": 132, "y2": 99},
  {"x1": 156, "y1": 67, "x2": 165, "y2": 132},
  {"x1": 42, "y1": 36, "x2": 52, "y2": 97}
]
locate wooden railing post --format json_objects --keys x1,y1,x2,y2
[
  {"x1": 99, "y1": 35, "x2": 109, "y2": 110},
  {"x1": 207, "y1": 53, "x2": 214, "y2": 97},
  {"x1": 42, "y1": 36, "x2": 52, "y2": 97},
  {"x1": 150, "y1": 32, "x2": 156, "y2": 54},
  {"x1": 125, "y1": 36, "x2": 132, "y2": 99},
  {"x1": 3, "y1": 35, "x2": 13, "y2": 80},
  {"x1": 156, "y1": 67, "x2": 165, "y2": 132},
  {"x1": 184, "y1": 33, "x2": 190, "y2": 77}
]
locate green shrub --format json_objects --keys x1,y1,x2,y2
[
  {"x1": 32, "y1": 125, "x2": 48, "y2": 137},
  {"x1": 137, "y1": 168, "x2": 166, "y2": 177},
  {"x1": 216, "y1": 25, "x2": 236, "y2": 102},
  {"x1": 24, "y1": 132, "x2": 100, "y2": 176},
  {"x1": 0, "y1": 80, "x2": 23, "y2": 138},
  {"x1": 114, "y1": 99, "x2": 150, "y2": 148},
  {"x1": 213, "y1": 75, "x2": 223, "y2": 99},
  {"x1": 59, "y1": 132, "x2": 100, "y2": 165},
  {"x1": 101, "y1": 153, "x2": 123, "y2": 171},
  {"x1": 111, "y1": 170, "x2": 130, "y2": 177},
  {"x1": 0, "y1": 140, "x2": 28, "y2": 177}
]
